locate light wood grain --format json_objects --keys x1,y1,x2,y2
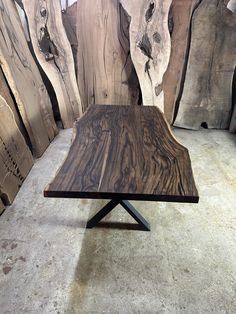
[
  {"x1": 174, "y1": 0, "x2": 236, "y2": 129},
  {"x1": 76, "y1": 0, "x2": 139, "y2": 111},
  {"x1": 0, "y1": 0, "x2": 58, "y2": 157},
  {"x1": 45, "y1": 105, "x2": 199, "y2": 203},
  {"x1": 163, "y1": 0, "x2": 201, "y2": 124},
  {"x1": 23, "y1": 0, "x2": 82, "y2": 128},
  {"x1": 120, "y1": 0, "x2": 172, "y2": 111},
  {"x1": 0, "y1": 95, "x2": 33, "y2": 205},
  {"x1": 0, "y1": 67, "x2": 27, "y2": 140}
]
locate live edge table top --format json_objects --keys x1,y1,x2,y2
[{"x1": 44, "y1": 105, "x2": 199, "y2": 203}]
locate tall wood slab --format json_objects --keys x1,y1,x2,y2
[
  {"x1": 0, "y1": 67, "x2": 26, "y2": 139},
  {"x1": 163, "y1": 0, "x2": 201, "y2": 124},
  {"x1": 0, "y1": 95, "x2": 33, "y2": 206},
  {"x1": 0, "y1": 0, "x2": 57, "y2": 157},
  {"x1": 174, "y1": 0, "x2": 236, "y2": 129},
  {"x1": 23, "y1": 0, "x2": 83, "y2": 128},
  {"x1": 119, "y1": 0, "x2": 172, "y2": 111},
  {"x1": 76, "y1": 0, "x2": 139, "y2": 111},
  {"x1": 62, "y1": 2, "x2": 78, "y2": 76}
]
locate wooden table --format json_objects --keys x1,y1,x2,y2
[{"x1": 44, "y1": 105, "x2": 199, "y2": 231}]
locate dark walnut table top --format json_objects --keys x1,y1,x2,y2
[{"x1": 44, "y1": 105, "x2": 199, "y2": 203}]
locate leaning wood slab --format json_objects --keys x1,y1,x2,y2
[
  {"x1": 76, "y1": 0, "x2": 139, "y2": 110},
  {"x1": 0, "y1": 95, "x2": 33, "y2": 205},
  {"x1": 174, "y1": 0, "x2": 236, "y2": 129},
  {"x1": 0, "y1": 0, "x2": 57, "y2": 157},
  {"x1": 62, "y1": 2, "x2": 78, "y2": 76},
  {"x1": 23, "y1": 0, "x2": 82, "y2": 128},
  {"x1": 0, "y1": 67, "x2": 26, "y2": 140},
  {"x1": 120, "y1": 0, "x2": 172, "y2": 111},
  {"x1": 45, "y1": 105, "x2": 199, "y2": 203},
  {"x1": 163, "y1": 0, "x2": 201, "y2": 124}
]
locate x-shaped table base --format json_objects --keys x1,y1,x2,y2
[{"x1": 86, "y1": 200, "x2": 151, "y2": 231}]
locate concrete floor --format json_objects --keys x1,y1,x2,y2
[{"x1": 0, "y1": 128, "x2": 236, "y2": 314}]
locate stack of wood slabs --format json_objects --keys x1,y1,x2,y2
[
  {"x1": 174, "y1": 0, "x2": 236, "y2": 129},
  {"x1": 120, "y1": 0, "x2": 172, "y2": 111},
  {"x1": 0, "y1": 0, "x2": 58, "y2": 157},
  {"x1": 23, "y1": 0, "x2": 83, "y2": 128},
  {"x1": 0, "y1": 95, "x2": 33, "y2": 208},
  {"x1": 76, "y1": 0, "x2": 140, "y2": 111}
]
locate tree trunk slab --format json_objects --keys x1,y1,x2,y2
[
  {"x1": 0, "y1": 95, "x2": 33, "y2": 206},
  {"x1": 174, "y1": 0, "x2": 236, "y2": 129},
  {"x1": 163, "y1": 0, "x2": 201, "y2": 124},
  {"x1": 120, "y1": 0, "x2": 172, "y2": 111},
  {"x1": 76, "y1": 0, "x2": 140, "y2": 111},
  {"x1": 23, "y1": 0, "x2": 83, "y2": 128},
  {"x1": 0, "y1": 0, "x2": 58, "y2": 157}
]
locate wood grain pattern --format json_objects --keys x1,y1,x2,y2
[
  {"x1": 45, "y1": 105, "x2": 199, "y2": 203},
  {"x1": 119, "y1": 0, "x2": 172, "y2": 111},
  {"x1": 23, "y1": 0, "x2": 82, "y2": 128},
  {"x1": 0, "y1": 95, "x2": 33, "y2": 206},
  {"x1": 0, "y1": 67, "x2": 27, "y2": 140},
  {"x1": 174, "y1": 0, "x2": 236, "y2": 129},
  {"x1": 0, "y1": 0, "x2": 58, "y2": 157},
  {"x1": 163, "y1": 0, "x2": 201, "y2": 124},
  {"x1": 76, "y1": 0, "x2": 139, "y2": 111}
]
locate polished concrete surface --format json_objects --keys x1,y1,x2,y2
[{"x1": 0, "y1": 128, "x2": 236, "y2": 314}]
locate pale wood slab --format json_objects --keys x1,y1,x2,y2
[
  {"x1": 120, "y1": 0, "x2": 172, "y2": 111},
  {"x1": 62, "y1": 2, "x2": 78, "y2": 75},
  {"x1": 0, "y1": 95, "x2": 33, "y2": 205},
  {"x1": 76, "y1": 0, "x2": 139, "y2": 111},
  {"x1": 0, "y1": 67, "x2": 28, "y2": 141},
  {"x1": 174, "y1": 0, "x2": 236, "y2": 129},
  {"x1": 163, "y1": 0, "x2": 201, "y2": 124},
  {"x1": 23, "y1": 0, "x2": 83, "y2": 128},
  {"x1": 0, "y1": 0, "x2": 58, "y2": 157}
]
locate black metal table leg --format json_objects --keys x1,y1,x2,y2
[
  {"x1": 86, "y1": 199, "x2": 120, "y2": 228},
  {"x1": 86, "y1": 199, "x2": 150, "y2": 231},
  {"x1": 120, "y1": 200, "x2": 150, "y2": 231}
]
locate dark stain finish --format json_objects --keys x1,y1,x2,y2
[{"x1": 45, "y1": 105, "x2": 199, "y2": 203}]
